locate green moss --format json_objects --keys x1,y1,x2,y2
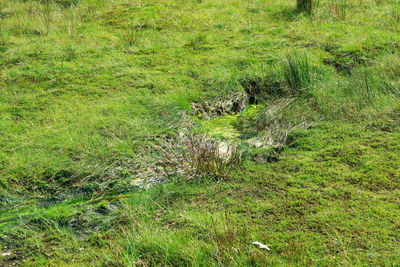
[
  {"x1": 202, "y1": 105, "x2": 262, "y2": 139},
  {"x1": 202, "y1": 114, "x2": 240, "y2": 139}
]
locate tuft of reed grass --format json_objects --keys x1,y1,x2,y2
[
  {"x1": 125, "y1": 21, "x2": 143, "y2": 47},
  {"x1": 328, "y1": 0, "x2": 348, "y2": 20},
  {"x1": 281, "y1": 52, "x2": 314, "y2": 96},
  {"x1": 348, "y1": 69, "x2": 400, "y2": 103},
  {"x1": 40, "y1": 0, "x2": 52, "y2": 35},
  {"x1": 155, "y1": 133, "x2": 241, "y2": 181},
  {"x1": 65, "y1": 4, "x2": 79, "y2": 38}
]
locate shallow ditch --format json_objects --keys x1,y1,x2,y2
[{"x1": 0, "y1": 93, "x2": 266, "y2": 235}]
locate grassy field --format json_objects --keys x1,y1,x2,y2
[{"x1": 0, "y1": 0, "x2": 399, "y2": 265}]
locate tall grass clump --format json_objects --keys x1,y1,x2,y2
[
  {"x1": 328, "y1": 0, "x2": 348, "y2": 19},
  {"x1": 391, "y1": 6, "x2": 400, "y2": 24},
  {"x1": 65, "y1": 4, "x2": 79, "y2": 38},
  {"x1": 312, "y1": 61, "x2": 400, "y2": 121},
  {"x1": 281, "y1": 52, "x2": 315, "y2": 96},
  {"x1": 155, "y1": 133, "x2": 241, "y2": 181},
  {"x1": 346, "y1": 69, "x2": 400, "y2": 105},
  {"x1": 40, "y1": 0, "x2": 52, "y2": 35},
  {"x1": 125, "y1": 22, "x2": 142, "y2": 47}
]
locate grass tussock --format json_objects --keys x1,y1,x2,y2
[
  {"x1": 155, "y1": 133, "x2": 241, "y2": 181},
  {"x1": 328, "y1": 0, "x2": 348, "y2": 19},
  {"x1": 281, "y1": 52, "x2": 315, "y2": 96}
]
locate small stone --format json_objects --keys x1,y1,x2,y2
[{"x1": 1, "y1": 251, "x2": 11, "y2": 257}]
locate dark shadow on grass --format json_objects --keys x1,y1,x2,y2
[{"x1": 273, "y1": 7, "x2": 303, "y2": 22}]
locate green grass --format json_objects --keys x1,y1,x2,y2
[
  {"x1": 0, "y1": 0, "x2": 399, "y2": 265},
  {"x1": 3, "y1": 122, "x2": 399, "y2": 265}
]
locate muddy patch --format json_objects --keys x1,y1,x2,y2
[{"x1": 191, "y1": 92, "x2": 248, "y2": 119}]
